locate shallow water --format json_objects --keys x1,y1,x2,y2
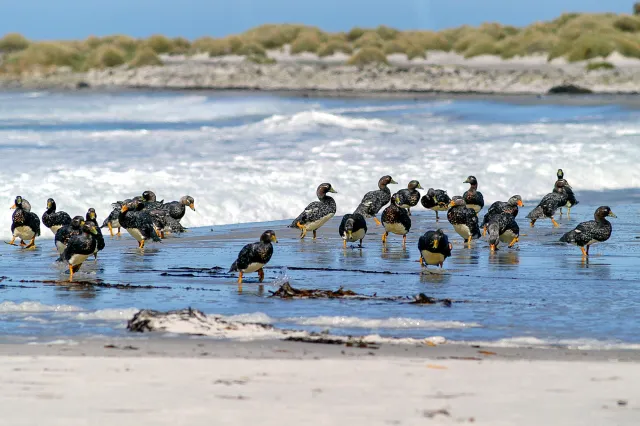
[{"x1": 0, "y1": 91, "x2": 639, "y2": 347}]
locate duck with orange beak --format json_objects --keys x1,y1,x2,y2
[
  {"x1": 7, "y1": 196, "x2": 40, "y2": 249},
  {"x1": 560, "y1": 206, "x2": 616, "y2": 256},
  {"x1": 118, "y1": 200, "x2": 161, "y2": 249},
  {"x1": 229, "y1": 230, "x2": 278, "y2": 286},
  {"x1": 481, "y1": 195, "x2": 524, "y2": 236},
  {"x1": 447, "y1": 196, "x2": 481, "y2": 245},
  {"x1": 486, "y1": 213, "x2": 520, "y2": 251}
]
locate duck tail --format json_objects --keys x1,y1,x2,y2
[
  {"x1": 228, "y1": 261, "x2": 238, "y2": 273},
  {"x1": 526, "y1": 206, "x2": 544, "y2": 220},
  {"x1": 559, "y1": 230, "x2": 577, "y2": 244}
]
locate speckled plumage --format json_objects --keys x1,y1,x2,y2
[
  {"x1": 119, "y1": 200, "x2": 162, "y2": 248},
  {"x1": 418, "y1": 229, "x2": 452, "y2": 268},
  {"x1": 554, "y1": 169, "x2": 579, "y2": 213},
  {"x1": 63, "y1": 222, "x2": 99, "y2": 281},
  {"x1": 526, "y1": 180, "x2": 568, "y2": 227},
  {"x1": 339, "y1": 213, "x2": 368, "y2": 247},
  {"x1": 395, "y1": 180, "x2": 423, "y2": 215},
  {"x1": 160, "y1": 196, "x2": 195, "y2": 221},
  {"x1": 354, "y1": 175, "x2": 397, "y2": 222},
  {"x1": 481, "y1": 195, "x2": 523, "y2": 228},
  {"x1": 42, "y1": 198, "x2": 72, "y2": 233},
  {"x1": 229, "y1": 230, "x2": 277, "y2": 283},
  {"x1": 141, "y1": 190, "x2": 165, "y2": 210},
  {"x1": 462, "y1": 176, "x2": 484, "y2": 213},
  {"x1": 9, "y1": 196, "x2": 41, "y2": 248},
  {"x1": 289, "y1": 183, "x2": 337, "y2": 239},
  {"x1": 447, "y1": 196, "x2": 481, "y2": 242},
  {"x1": 55, "y1": 215, "x2": 84, "y2": 257},
  {"x1": 85, "y1": 208, "x2": 105, "y2": 257},
  {"x1": 420, "y1": 188, "x2": 451, "y2": 220},
  {"x1": 560, "y1": 206, "x2": 615, "y2": 255},
  {"x1": 486, "y1": 213, "x2": 520, "y2": 250},
  {"x1": 381, "y1": 194, "x2": 411, "y2": 245}
]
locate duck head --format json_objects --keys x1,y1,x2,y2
[
  {"x1": 181, "y1": 195, "x2": 196, "y2": 211},
  {"x1": 316, "y1": 183, "x2": 337, "y2": 199},
  {"x1": 508, "y1": 195, "x2": 524, "y2": 207},
  {"x1": 407, "y1": 180, "x2": 423, "y2": 190},
  {"x1": 463, "y1": 176, "x2": 478, "y2": 187},
  {"x1": 378, "y1": 175, "x2": 398, "y2": 189},
  {"x1": 260, "y1": 230, "x2": 278, "y2": 244}
]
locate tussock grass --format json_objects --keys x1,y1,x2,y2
[
  {"x1": 290, "y1": 32, "x2": 322, "y2": 54},
  {"x1": 586, "y1": 61, "x2": 615, "y2": 71},
  {"x1": 236, "y1": 42, "x2": 266, "y2": 57},
  {"x1": 347, "y1": 47, "x2": 388, "y2": 65},
  {"x1": 353, "y1": 32, "x2": 384, "y2": 49},
  {"x1": 347, "y1": 27, "x2": 366, "y2": 41},
  {"x1": 244, "y1": 24, "x2": 304, "y2": 49},
  {"x1": 383, "y1": 39, "x2": 411, "y2": 55},
  {"x1": 613, "y1": 15, "x2": 640, "y2": 32},
  {"x1": 145, "y1": 35, "x2": 173, "y2": 54},
  {"x1": 85, "y1": 45, "x2": 126, "y2": 69},
  {"x1": 404, "y1": 31, "x2": 450, "y2": 51},
  {"x1": 2, "y1": 42, "x2": 84, "y2": 73},
  {"x1": 171, "y1": 37, "x2": 191, "y2": 54},
  {"x1": 548, "y1": 33, "x2": 615, "y2": 62},
  {"x1": 376, "y1": 25, "x2": 399, "y2": 40},
  {"x1": 0, "y1": 33, "x2": 30, "y2": 52},
  {"x1": 129, "y1": 46, "x2": 163, "y2": 67},
  {"x1": 406, "y1": 46, "x2": 426, "y2": 60},
  {"x1": 317, "y1": 39, "x2": 352, "y2": 57}
]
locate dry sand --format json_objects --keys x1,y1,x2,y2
[{"x1": 1, "y1": 338, "x2": 639, "y2": 425}]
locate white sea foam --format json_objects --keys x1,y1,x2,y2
[
  {"x1": 73, "y1": 308, "x2": 140, "y2": 321},
  {"x1": 285, "y1": 316, "x2": 480, "y2": 329},
  {"x1": 2, "y1": 93, "x2": 640, "y2": 239},
  {"x1": 0, "y1": 301, "x2": 83, "y2": 313},
  {"x1": 457, "y1": 337, "x2": 640, "y2": 351}
]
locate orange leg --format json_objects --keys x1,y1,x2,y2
[
  {"x1": 69, "y1": 264, "x2": 74, "y2": 282},
  {"x1": 580, "y1": 246, "x2": 588, "y2": 257},
  {"x1": 373, "y1": 217, "x2": 382, "y2": 226},
  {"x1": 6, "y1": 236, "x2": 17, "y2": 246},
  {"x1": 24, "y1": 237, "x2": 36, "y2": 250},
  {"x1": 466, "y1": 236, "x2": 472, "y2": 245},
  {"x1": 381, "y1": 232, "x2": 388, "y2": 244},
  {"x1": 343, "y1": 239, "x2": 347, "y2": 248},
  {"x1": 508, "y1": 237, "x2": 519, "y2": 248},
  {"x1": 482, "y1": 226, "x2": 487, "y2": 237},
  {"x1": 296, "y1": 222, "x2": 307, "y2": 239},
  {"x1": 551, "y1": 217, "x2": 560, "y2": 228},
  {"x1": 139, "y1": 240, "x2": 146, "y2": 249},
  {"x1": 107, "y1": 223, "x2": 114, "y2": 237},
  {"x1": 116, "y1": 227, "x2": 121, "y2": 237},
  {"x1": 237, "y1": 271, "x2": 243, "y2": 284},
  {"x1": 258, "y1": 268, "x2": 265, "y2": 283},
  {"x1": 418, "y1": 257, "x2": 424, "y2": 266}
]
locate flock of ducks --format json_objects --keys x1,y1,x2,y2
[
  {"x1": 231, "y1": 168, "x2": 614, "y2": 284},
  {"x1": 7, "y1": 169, "x2": 616, "y2": 285},
  {"x1": 7, "y1": 192, "x2": 195, "y2": 281}
]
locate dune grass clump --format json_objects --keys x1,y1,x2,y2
[
  {"x1": 316, "y1": 39, "x2": 352, "y2": 57},
  {"x1": 548, "y1": 33, "x2": 615, "y2": 62},
  {"x1": 462, "y1": 34, "x2": 501, "y2": 58},
  {"x1": 614, "y1": 15, "x2": 640, "y2": 32},
  {"x1": 243, "y1": 24, "x2": 306, "y2": 49},
  {"x1": 85, "y1": 45, "x2": 126, "y2": 69},
  {"x1": 347, "y1": 27, "x2": 366, "y2": 41},
  {"x1": 347, "y1": 46, "x2": 388, "y2": 65},
  {"x1": 383, "y1": 39, "x2": 411, "y2": 55},
  {"x1": 0, "y1": 33, "x2": 30, "y2": 52},
  {"x1": 236, "y1": 42, "x2": 266, "y2": 57},
  {"x1": 406, "y1": 46, "x2": 426, "y2": 60},
  {"x1": 170, "y1": 37, "x2": 191, "y2": 54},
  {"x1": 376, "y1": 25, "x2": 399, "y2": 40},
  {"x1": 353, "y1": 32, "x2": 384, "y2": 49},
  {"x1": 2, "y1": 42, "x2": 84, "y2": 73},
  {"x1": 290, "y1": 32, "x2": 322, "y2": 54},
  {"x1": 145, "y1": 35, "x2": 173, "y2": 54},
  {"x1": 614, "y1": 34, "x2": 640, "y2": 58},
  {"x1": 498, "y1": 32, "x2": 558, "y2": 58},
  {"x1": 586, "y1": 61, "x2": 615, "y2": 71},
  {"x1": 191, "y1": 36, "x2": 244, "y2": 56},
  {"x1": 128, "y1": 46, "x2": 162, "y2": 67}
]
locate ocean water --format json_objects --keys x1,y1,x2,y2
[{"x1": 1, "y1": 90, "x2": 639, "y2": 347}]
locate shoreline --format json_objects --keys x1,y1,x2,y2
[{"x1": 3, "y1": 55, "x2": 640, "y2": 95}]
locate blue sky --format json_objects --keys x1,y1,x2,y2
[{"x1": 0, "y1": 0, "x2": 633, "y2": 40}]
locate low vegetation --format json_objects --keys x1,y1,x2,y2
[
  {"x1": 5, "y1": 8, "x2": 640, "y2": 74},
  {"x1": 586, "y1": 61, "x2": 615, "y2": 71}
]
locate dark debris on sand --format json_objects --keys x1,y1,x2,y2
[{"x1": 18, "y1": 279, "x2": 171, "y2": 290}]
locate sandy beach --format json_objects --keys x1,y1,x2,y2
[{"x1": 1, "y1": 338, "x2": 639, "y2": 425}]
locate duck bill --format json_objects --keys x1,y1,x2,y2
[
  {"x1": 329, "y1": 188, "x2": 337, "y2": 193},
  {"x1": 9, "y1": 204, "x2": 16, "y2": 210},
  {"x1": 463, "y1": 178, "x2": 470, "y2": 183},
  {"x1": 347, "y1": 230, "x2": 353, "y2": 240},
  {"x1": 120, "y1": 206, "x2": 129, "y2": 213},
  {"x1": 608, "y1": 211, "x2": 617, "y2": 218},
  {"x1": 271, "y1": 235, "x2": 278, "y2": 243},
  {"x1": 448, "y1": 200, "x2": 456, "y2": 208},
  {"x1": 390, "y1": 179, "x2": 398, "y2": 184},
  {"x1": 189, "y1": 203, "x2": 195, "y2": 211},
  {"x1": 517, "y1": 200, "x2": 524, "y2": 207},
  {"x1": 432, "y1": 239, "x2": 439, "y2": 249},
  {"x1": 490, "y1": 244, "x2": 496, "y2": 251}
]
